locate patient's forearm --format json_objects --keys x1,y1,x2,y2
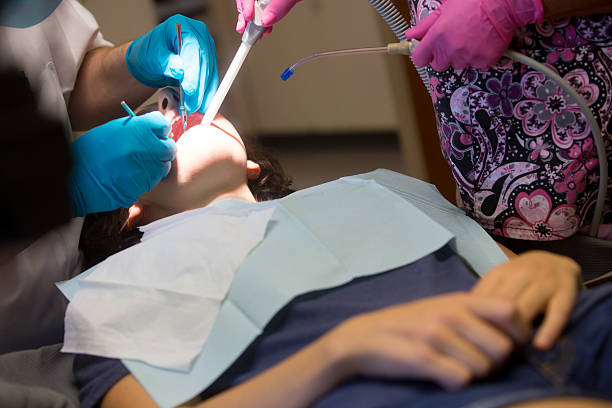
[
  {"x1": 542, "y1": 0, "x2": 612, "y2": 19},
  {"x1": 198, "y1": 338, "x2": 347, "y2": 408},
  {"x1": 68, "y1": 43, "x2": 155, "y2": 131},
  {"x1": 101, "y1": 338, "x2": 347, "y2": 408}
]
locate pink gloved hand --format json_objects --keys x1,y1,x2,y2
[
  {"x1": 405, "y1": 0, "x2": 543, "y2": 71},
  {"x1": 235, "y1": 0, "x2": 302, "y2": 33}
]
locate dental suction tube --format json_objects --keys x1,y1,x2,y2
[{"x1": 201, "y1": 0, "x2": 270, "y2": 128}]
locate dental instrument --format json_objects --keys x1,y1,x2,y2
[
  {"x1": 200, "y1": 0, "x2": 271, "y2": 128},
  {"x1": 176, "y1": 23, "x2": 187, "y2": 129},
  {"x1": 120, "y1": 100, "x2": 136, "y2": 117},
  {"x1": 281, "y1": 41, "x2": 418, "y2": 80}
]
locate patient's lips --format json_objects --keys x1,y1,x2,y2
[
  {"x1": 169, "y1": 111, "x2": 204, "y2": 142},
  {"x1": 157, "y1": 88, "x2": 243, "y2": 148}
]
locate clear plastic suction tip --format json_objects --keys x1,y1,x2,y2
[{"x1": 280, "y1": 68, "x2": 294, "y2": 81}]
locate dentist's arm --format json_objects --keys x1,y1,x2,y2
[
  {"x1": 69, "y1": 15, "x2": 218, "y2": 131},
  {"x1": 68, "y1": 43, "x2": 152, "y2": 131}
]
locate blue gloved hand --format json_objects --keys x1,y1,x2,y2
[
  {"x1": 126, "y1": 14, "x2": 219, "y2": 114},
  {"x1": 69, "y1": 112, "x2": 176, "y2": 216}
]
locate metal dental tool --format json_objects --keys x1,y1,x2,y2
[
  {"x1": 176, "y1": 23, "x2": 187, "y2": 129},
  {"x1": 200, "y1": 0, "x2": 271, "y2": 128},
  {"x1": 120, "y1": 100, "x2": 136, "y2": 117}
]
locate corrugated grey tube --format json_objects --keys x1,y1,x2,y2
[{"x1": 367, "y1": 0, "x2": 432, "y2": 96}]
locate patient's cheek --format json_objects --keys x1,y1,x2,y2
[{"x1": 169, "y1": 111, "x2": 205, "y2": 142}]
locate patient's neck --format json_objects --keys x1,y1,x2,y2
[{"x1": 131, "y1": 184, "x2": 257, "y2": 227}]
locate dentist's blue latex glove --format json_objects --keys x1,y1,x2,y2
[
  {"x1": 126, "y1": 15, "x2": 219, "y2": 114},
  {"x1": 69, "y1": 112, "x2": 176, "y2": 216}
]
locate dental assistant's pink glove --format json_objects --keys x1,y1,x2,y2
[
  {"x1": 405, "y1": 0, "x2": 544, "y2": 71},
  {"x1": 235, "y1": 0, "x2": 302, "y2": 33}
]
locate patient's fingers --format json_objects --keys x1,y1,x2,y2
[
  {"x1": 379, "y1": 338, "x2": 473, "y2": 389},
  {"x1": 471, "y1": 268, "x2": 502, "y2": 296},
  {"x1": 344, "y1": 332, "x2": 473, "y2": 390},
  {"x1": 414, "y1": 345, "x2": 473, "y2": 390},
  {"x1": 493, "y1": 276, "x2": 531, "y2": 300},
  {"x1": 515, "y1": 283, "x2": 551, "y2": 322},
  {"x1": 421, "y1": 323, "x2": 493, "y2": 378},
  {"x1": 466, "y1": 296, "x2": 528, "y2": 343},
  {"x1": 533, "y1": 292, "x2": 576, "y2": 351},
  {"x1": 514, "y1": 276, "x2": 577, "y2": 350},
  {"x1": 447, "y1": 303, "x2": 516, "y2": 364}
]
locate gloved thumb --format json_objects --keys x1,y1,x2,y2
[
  {"x1": 164, "y1": 54, "x2": 185, "y2": 82},
  {"x1": 404, "y1": 10, "x2": 439, "y2": 41},
  {"x1": 407, "y1": 12, "x2": 441, "y2": 68},
  {"x1": 140, "y1": 112, "x2": 177, "y2": 162},
  {"x1": 236, "y1": 12, "x2": 246, "y2": 33},
  {"x1": 139, "y1": 111, "x2": 172, "y2": 139},
  {"x1": 156, "y1": 137, "x2": 178, "y2": 163}
]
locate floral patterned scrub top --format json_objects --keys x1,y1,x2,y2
[{"x1": 407, "y1": 0, "x2": 612, "y2": 241}]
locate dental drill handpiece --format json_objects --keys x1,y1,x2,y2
[
  {"x1": 200, "y1": 0, "x2": 271, "y2": 127},
  {"x1": 176, "y1": 23, "x2": 187, "y2": 129}
]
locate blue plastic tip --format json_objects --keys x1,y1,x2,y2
[{"x1": 280, "y1": 68, "x2": 294, "y2": 81}]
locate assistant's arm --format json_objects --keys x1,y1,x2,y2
[
  {"x1": 542, "y1": 0, "x2": 612, "y2": 19},
  {"x1": 68, "y1": 43, "x2": 153, "y2": 131}
]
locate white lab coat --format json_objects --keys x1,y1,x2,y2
[{"x1": 0, "y1": 0, "x2": 112, "y2": 353}]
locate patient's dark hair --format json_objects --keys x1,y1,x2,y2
[{"x1": 79, "y1": 139, "x2": 293, "y2": 270}]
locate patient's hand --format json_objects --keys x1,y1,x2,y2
[
  {"x1": 321, "y1": 293, "x2": 524, "y2": 390},
  {"x1": 473, "y1": 251, "x2": 581, "y2": 351}
]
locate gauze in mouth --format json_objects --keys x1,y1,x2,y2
[{"x1": 157, "y1": 88, "x2": 204, "y2": 142}]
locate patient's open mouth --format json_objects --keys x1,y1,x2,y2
[
  {"x1": 169, "y1": 111, "x2": 204, "y2": 142},
  {"x1": 167, "y1": 109, "x2": 245, "y2": 151}
]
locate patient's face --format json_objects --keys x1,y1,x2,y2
[{"x1": 138, "y1": 88, "x2": 255, "y2": 213}]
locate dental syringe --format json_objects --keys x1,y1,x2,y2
[{"x1": 200, "y1": 0, "x2": 271, "y2": 127}]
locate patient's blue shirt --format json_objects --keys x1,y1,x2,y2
[{"x1": 74, "y1": 246, "x2": 612, "y2": 408}]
